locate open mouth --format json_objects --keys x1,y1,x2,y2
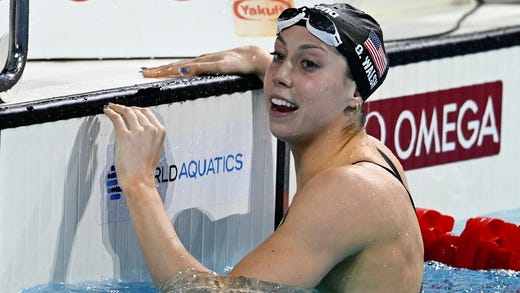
[{"x1": 271, "y1": 97, "x2": 299, "y2": 113}]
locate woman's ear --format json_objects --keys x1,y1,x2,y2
[
  {"x1": 344, "y1": 95, "x2": 363, "y2": 112},
  {"x1": 353, "y1": 91, "x2": 363, "y2": 108}
]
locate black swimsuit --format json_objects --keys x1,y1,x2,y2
[{"x1": 277, "y1": 148, "x2": 415, "y2": 229}]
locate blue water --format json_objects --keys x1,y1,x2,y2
[
  {"x1": 22, "y1": 281, "x2": 157, "y2": 292},
  {"x1": 422, "y1": 261, "x2": 520, "y2": 292},
  {"x1": 22, "y1": 261, "x2": 520, "y2": 292}
]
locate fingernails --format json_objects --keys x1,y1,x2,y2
[
  {"x1": 104, "y1": 103, "x2": 116, "y2": 110},
  {"x1": 178, "y1": 66, "x2": 189, "y2": 75},
  {"x1": 139, "y1": 67, "x2": 148, "y2": 73}
]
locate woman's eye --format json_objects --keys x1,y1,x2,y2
[
  {"x1": 301, "y1": 60, "x2": 319, "y2": 71},
  {"x1": 270, "y1": 51, "x2": 285, "y2": 62}
]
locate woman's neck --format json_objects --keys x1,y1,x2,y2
[{"x1": 289, "y1": 127, "x2": 367, "y2": 191}]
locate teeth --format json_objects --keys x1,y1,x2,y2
[{"x1": 271, "y1": 98, "x2": 298, "y2": 108}]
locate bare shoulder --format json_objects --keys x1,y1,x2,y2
[
  {"x1": 298, "y1": 163, "x2": 403, "y2": 210},
  {"x1": 286, "y1": 164, "x2": 410, "y2": 250}
]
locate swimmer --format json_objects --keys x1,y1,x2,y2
[{"x1": 105, "y1": 3, "x2": 424, "y2": 292}]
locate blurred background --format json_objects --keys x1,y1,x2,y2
[{"x1": 2, "y1": 0, "x2": 518, "y2": 61}]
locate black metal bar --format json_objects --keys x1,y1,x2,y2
[
  {"x1": 0, "y1": 74, "x2": 263, "y2": 130},
  {"x1": 387, "y1": 26, "x2": 520, "y2": 67},
  {"x1": 0, "y1": 0, "x2": 29, "y2": 96},
  {"x1": 274, "y1": 139, "x2": 290, "y2": 230}
]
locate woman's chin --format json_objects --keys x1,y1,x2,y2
[
  {"x1": 270, "y1": 128, "x2": 290, "y2": 142},
  {"x1": 270, "y1": 127, "x2": 301, "y2": 145}
]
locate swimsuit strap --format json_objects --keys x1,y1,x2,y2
[
  {"x1": 278, "y1": 149, "x2": 416, "y2": 230},
  {"x1": 376, "y1": 148, "x2": 403, "y2": 183},
  {"x1": 353, "y1": 148, "x2": 416, "y2": 210}
]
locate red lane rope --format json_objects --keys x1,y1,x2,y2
[{"x1": 416, "y1": 208, "x2": 520, "y2": 271}]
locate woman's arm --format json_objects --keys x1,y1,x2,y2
[
  {"x1": 103, "y1": 103, "x2": 210, "y2": 286},
  {"x1": 141, "y1": 45, "x2": 272, "y2": 81}
]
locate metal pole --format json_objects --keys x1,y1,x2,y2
[{"x1": 0, "y1": 0, "x2": 29, "y2": 96}]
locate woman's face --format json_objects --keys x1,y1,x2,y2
[{"x1": 264, "y1": 25, "x2": 358, "y2": 144}]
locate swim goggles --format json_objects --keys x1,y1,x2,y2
[{"x1": 277, "y1": 7, "x2": 343, "y2": 47}]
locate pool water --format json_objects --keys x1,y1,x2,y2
[
  {"x1": 22, "y1": 261, "x2": 520, "y2": 292},
  {"x1": 422, "y1": 261, "x2": 520, "y2": 292},
  {"x1": 22, "y1": 281, "x2": 157, "y2": 292}
]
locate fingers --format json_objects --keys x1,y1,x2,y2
[
  {"x1": 141, "y1": 50, "x2": 237, "y2": 78},
  {"x1": 105, "y1": 103, "x2": 141, "y2": 131},
  {"x1": 141, "y1": 46, "x2": 271, "y2": 80},
  {"x1": 141, "y1": 54, "x2": 209, "y2": 78},
  {"x1": 105, "y1": 104, "x2": 165, "y2": 136},
  {"x1": 142, "y1": 61, "x2": 192, "y2": 78},
  {"x1": 139, "y1": 107, "x2": 165, "y2": 131},
  {"x1": 142, "y1": 61, "x2": 218, "y2": 78},
  {"x1": 134, "y1": 108, "x2": 166, "y2": 162},
  {"x1": 131, "y1": 106, "x2": 153, "y2": 128},
  {"x1": 104, "y1": 104, "x2": 130, "y2": 134}
]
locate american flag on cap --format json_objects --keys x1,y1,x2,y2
[{"x1": 364, "y1": 30, "x2": 387, "y2": 78}]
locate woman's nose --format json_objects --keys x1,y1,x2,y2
[{"x1": 272, "y1": 62, "x2": 293, "y2": 88}]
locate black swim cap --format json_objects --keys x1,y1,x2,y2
[{"x1": 277, "y1": 3, "x2": 389, "y2": 101}]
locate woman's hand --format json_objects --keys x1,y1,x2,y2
[
  {"x1": 142, "y1": 45, "x2": 271, "y2": 81},
  {"x1": 103, "y1": 103, "x2": 165, "y2": 190}
]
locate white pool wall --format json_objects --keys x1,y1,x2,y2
[{"x1": 0, "y1": 90, "x2": 277, "y2": 292}]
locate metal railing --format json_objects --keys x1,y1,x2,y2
[{"x1": 0, "y1": 0, "x2": 29, "y2": 96}]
